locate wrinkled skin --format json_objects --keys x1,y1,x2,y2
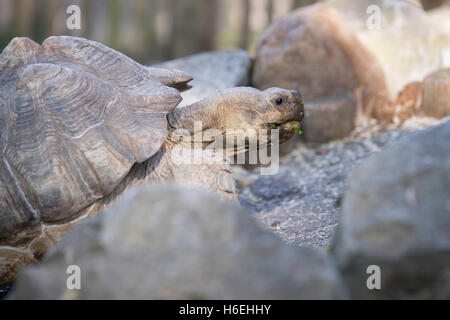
[
  {"x1": 167, "y1": 87, "x2": 304, "y2": 153},
  {"x1": 153, "y1": 86, "x2": 304, "y2": 198}
]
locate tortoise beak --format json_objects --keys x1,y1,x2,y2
[
  {"x1": 291, "y1": 90, "x2": 304, "y2": 122},
  {"x1": 280, "y1": 90, "x2": 304, "y2": 125}
]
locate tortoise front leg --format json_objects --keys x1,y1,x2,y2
[{"x1": 146, "y1": 148, "x2": 239, "y2": 202}]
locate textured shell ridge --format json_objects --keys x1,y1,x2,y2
[{"x1": 0, "y1": 36, "x2": 189, "y2": 254}]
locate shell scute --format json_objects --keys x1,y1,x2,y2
[{"x1": 0, "y1": 36, "x2": 188, "y2": 245}]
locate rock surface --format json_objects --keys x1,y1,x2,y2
[
  {"x1": 253, "y1": 1, "x2": 449, "y2": 138},
  {"x1": 374, "y1": 81, "x2": 423, "y2": 123},
  {"x1": 422, "y1": 0, "x2": 448, "y2": 10},
  {"x1": 428, "y1": 4, "x2": 450, "y2": 37},
  {"x1": 155, "y1": 50, "x2": 252, "y2": 106},
  {"x1": 422, "y1": 68, "x2": 450, "y2": 118},
  {"x1": 252, "y1": 4, "x2": 387, "y2": 141},
  {"x1": 9, "y1": 185, "x2": 347, "y2": 300},
  {"x1": 327, "y1": 0, "x2": 450, "y2": 97},
  {"x1": 253, "y1": 4, "x2": 386, "y2": 102},
  {"x1": 302, "y1": 93, "x2": 356, "y2": 142},
  {"x1": 236, "y1": 117, "x2": 442, "y2": 249},
  {"x1": 332, "y1": 117, "x2": 450, "y2": 299}
]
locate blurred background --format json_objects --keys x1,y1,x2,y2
[
  {"x1": 0, "y1": 0, "x2": 325, "y2": 64},
  {"x1": 0, "y1": 0, "x2": 445, "y2": 64}
]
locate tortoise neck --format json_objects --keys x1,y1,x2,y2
[
  {"x1": 167, "y1": 95, "x2": 224, "y2": 134},
  {"x1": 166, "y1": 94, "x2": 227, "y2": 148}
]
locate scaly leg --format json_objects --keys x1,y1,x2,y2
[{"x1": 146, "y1": 148, "x2": 238, "y2": 202}]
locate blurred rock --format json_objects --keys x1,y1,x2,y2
[
  {"x1": 254, "y1": 1, "x2": 449, "y2": 132},
  {"x1": 253, "y1": 3, "x2": 388, "y2": 129},
  {"x1": 303, "y1": 92, "x2": 356, "y2": 142},
  {"x1": 428, "y1": 4, "x2": 450, "y2": 69},
  {"x1": 422, "y1": 68, "x2": 450, "y2": 118},
  {"x1": 332, "y1": 118, "x2": 450, "y2": 299},
  {"x1": 422, "y1": 0, "x2": 450, "y2": 11},
  {"x1": 253, "y1": 3, "x2": 386, "y2": 101},
  {"x1": 9, "y1": 185, "x2": 347, "y2": 300},
  {"x1": 155, "y1": 50, "x2": 252, "y2": 106},
  {"x1": 374, "y1": 82, "x2": 423, "y2": 123},
  {"x1": 327, "y1": 0, "x2": 449, "y2": 97},
  {"x1": 428, "y1": 4, "x2": 450, "y2": 37}
]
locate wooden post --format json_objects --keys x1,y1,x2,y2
[
  {"x1": 82, "y1": 0, "x2": 93, "y2": 38},
  {"x1": 108, "y1": 0, "x2": 121, "y2": 49},
  {"x1": 169, "y1": 0, "x2": 217, "y2": 59},
  {"x1": 266, "y1": 0, "x2": 274, "y2": 25},
  {"x1": 240, "y1": 0, "x2": 250, "y2": 50},
  {"x1": 291, "y1": 0, "x2": 316, "y2": 10},
  {"x1": 13, "y1": 0, "x2": 36, "y2": 36}
]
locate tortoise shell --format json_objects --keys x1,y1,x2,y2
[{"x1": 0, "y1": 36, "x2": 191, "y2": 282}]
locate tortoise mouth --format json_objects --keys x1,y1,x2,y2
[
  {"x1": 266, "y1": 120, "x2": 301, "y2": 132},
  {"x1": 268, "y1": 120, "x2": 303, "y2": 142}
]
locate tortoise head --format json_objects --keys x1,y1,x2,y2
[
  {"x1": 213, "y1": 87, "x2": 304, "y2": 146},
  {"x1": 252, "y1": 87, "x2": 304, "y2": 142},
  {"x1": 167, "y1": 87, "x2": 304, "y2": 152}
]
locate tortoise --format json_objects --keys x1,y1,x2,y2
[{"x1": 0, "y1": 36, "x2": 304, "y2": 285}]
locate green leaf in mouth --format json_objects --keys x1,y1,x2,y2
[
  {"x1": 271, "y1": 123, "x2": 277, "y2": 129},
  {"x1": 295, "y1": 124, "x2": 303, "y2": 136}
]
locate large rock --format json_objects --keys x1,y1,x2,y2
[
  {"x1": 332, "y1": 118, "x2": 450, "y2": 299},
  {"x1": 253, "y1": 1, "x2": 449, "y2": 140},
  {"x1": 422, "y1": 68, "x2": 450, "y2": 118},
  {"x1": 428, "y1": 4, "x2": 450, "y2": 38},
  {"x1": 253, "y1": 4, "x2": 387, "y2": 142},
  {"x1": 428, "y1": 4, "x2": 450, "y2": 68},
  {"x1": 253, "y1": 4, "x2": 386, "y2": 101},
  {"x1": 303, "y1": 92, "x2": 356, "y2": 142},
  {"x1": 9, "y1": 185, "x2": 347, "y2": 299},
  {"x1": 327, "y1": 0, "x2": 450, "y2": 97},
  {"x1": 155, "y1": 50, "x2": 252, "y2": 106}
]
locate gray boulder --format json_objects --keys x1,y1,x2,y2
[
  {"x1": 155, "y1": 50, "x2": 252, "y2": 106},
  {"x1": 422, "y1": 68, "x2": 450, "y2": 119},
  {"x1": 9, "y1": 185, "x2": 347, "y2": 300},
  {"x1": 303, "y1": 92, "x2": 356, "y2": 143},
  {"x1": 332, "y1": 117, "x2": 450, "y2": 299}
]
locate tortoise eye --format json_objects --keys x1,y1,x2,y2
[{"x1": 275, "y1": 98, "x2": 283, "y2": 105}]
